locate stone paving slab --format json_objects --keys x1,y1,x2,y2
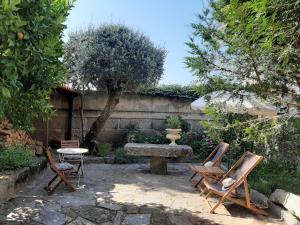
[{"x1": 0, "y1": 163, "x2": 284, "y2": 225}]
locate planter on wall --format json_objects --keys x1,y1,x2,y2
[{"x1": 165, "y1": 128, "x2": 182, "y2": 146}]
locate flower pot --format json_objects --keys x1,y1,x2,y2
[{"x1": 166, "y1": 128, "x2": 182, "y2": 146}]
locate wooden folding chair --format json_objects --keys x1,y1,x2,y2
[
  {"x1": 190, "y1": 142, "x2": 229, "y2": 187},
  {"x1": 44, "y1": 147, "x2": 76, "y2": 194},
  {"x1": 60, "y1": 139, "x2": 82, "y2": 174},
  {"x1": 202, "y1": 151, "x2": 268, "y2": 215},
  {"x1": 61, "y1": 139, "x2": 80, "y2": 148}
]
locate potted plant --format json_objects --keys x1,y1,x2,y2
[
  {"x1": 165, "y1": 115, "x2": 182, "y2": 146},
  {"x1": 125, "y1": 122, "x2": 139, "y2": 143}
]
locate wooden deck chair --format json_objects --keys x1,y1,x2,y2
[
  {"x1": 190, "y1": 142, "x2": 229, "y2": 187},
  {"x1": 44, "y1": 147, "x2": 76, "y2": 194},
  {"x1": 202, "y1": 151, "x2": 267, "y2": 215},
  {"x1": 60, "y1": 139, "x2": 82, "y2": 174}
]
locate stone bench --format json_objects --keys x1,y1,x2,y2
[{"x1": 124, "y1": 143, "x2": 193, "y2": 175}]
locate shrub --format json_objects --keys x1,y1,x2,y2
[
  {"x1": 114, "y1": 147, "x2": 138, "y2": 164},
  {"x1": 135, "y1": 132, "x2": 169, "y2": 144},
  {"x1": 0, "y1": 144, "x2": 37, "y2": 171},
  {"x1": 96, "y1": 143, "x2": 112, "y2": 157},
  {"x1": 249, "y1": 162, "x2": 300, "y2": 195},
  {"x1": 165, "y1": 115, "x2": 182, "y2": 129},
  {"x1": 136, "y1": 85, "x2": 199, "y2": 99},
  {"x1": 178, "y1": 131, "x2": 216, "y2": 159}
]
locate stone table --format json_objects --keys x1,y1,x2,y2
[{"x1": 124, "y1": 143, "x2": 193, "y2": 175}]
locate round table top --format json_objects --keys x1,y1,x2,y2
[{"x1": 57, "y1": 148, "x2": 88, "y2": 154}]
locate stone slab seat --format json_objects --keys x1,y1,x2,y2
[
  {"x1": 124, "y1": 143, "x2": 193, "y2": 157},
  {"x1": 124, "y1": 143, "x2": 193, "y2": 175}
]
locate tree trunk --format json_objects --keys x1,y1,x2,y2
[
  {"x1": 85, "y1": 81, "x2": 122, "y2": 151},
  {"x1": 79, "y1": 94, "x2": 85, "y2": 146}
]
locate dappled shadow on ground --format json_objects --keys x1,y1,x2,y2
[
  {"x1": 0, "y1": 196, "x2": 221, "y2": 225},
  {"x1": 0, "y1": 163, "x2": 281, "y2": 225}
]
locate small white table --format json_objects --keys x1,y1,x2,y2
[{"x1": 57, "y1": 148, "x2": 88, "y2": 187}]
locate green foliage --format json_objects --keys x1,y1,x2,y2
[
  {"x1": 249, "y1": 163, "x2": 300, "y2": 195},
  {"x1": 0, "y1": 144, "x2": 37, "y2": 171},
  {"x1": 165, "y1": 115, "x2": 182, "y2": 129},
  {"x1": 114, "y1": 147, "x2": 138, "y2": 164},
  {"x1": 200, "y1": 106, "x2": 300, "y2": 194},
  {"x1": 96, "y1": 143, "x2": 112, "y2": 157},
  {"x1": 186, "y1": 0, "x2": 300, "y2": 105},
  {"x1": 136, "y1": 85, "x2": 199, "y2": 99},
  {"x1": 178, "y1": 132, "x2": 216, "y2": 160},
  {"x1": 0, "y1": 0, "x2": 73, "y2": 131},
  {"x1": 65, "y1": 24, "x2": 166, "y2": 92},
  {"x1": 135, "y1": 132, "x2": 169, "y2": 145}
]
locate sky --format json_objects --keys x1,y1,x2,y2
[{"x1": 64, "y1": 0, "x2": 206, "y2": 85}]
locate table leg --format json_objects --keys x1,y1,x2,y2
[
  {"x1": 150, "y1": 157, "x2": 167, "y2": 175},
  {"x1": 77, "y1": 154, "x2": 84, "y2": 187},
  {"x1": 81, "y1": 154, "x2": 84, "y2": 175}
]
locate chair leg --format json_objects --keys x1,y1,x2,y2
[
  {"x1": 210, "y1": 198, "x2": 224, "y2": 214},
  {"x1": 190, "y1": 172, "x2": 197, "y2": 180},
  {"x1": 200, "y1": 186, "x2": 207, "y2": 196},
  {"x1": 60, "y1": 172, "x2": 76, "y2": 191},
  {"x1": 194, "y1": 176, "x2": 204, "y2": 188},
  {"x1": 44, "y1": 178, "x2": 62, "y2": 195},
  {"x1": 205, "y1": 191, "x2": 213, "y2": 210},
  {"x1": 48, "y1": 174, "x2": 58, "y2": 186},
  {"x1": 50, "y1": 180, "x2": 63, "y2": 194}
]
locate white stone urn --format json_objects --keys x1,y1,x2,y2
[{"x1": 166, "y1": 128, "x2": 182, "y2": 146}]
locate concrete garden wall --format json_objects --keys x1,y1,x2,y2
[{"x1": 33, "y1": 92, "x2": 205, "y2": 146}]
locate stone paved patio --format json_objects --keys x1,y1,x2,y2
[{"x1": 0, "y1": 163, "x2": 283, "y2": 225}]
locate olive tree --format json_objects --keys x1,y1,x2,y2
[{"x1": 64, "y1": 24, "x2": 166, "y2": 145}]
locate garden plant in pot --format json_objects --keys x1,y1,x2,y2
[{"x1": 165, "y1": 115, "x2": 182, "y2": 146}]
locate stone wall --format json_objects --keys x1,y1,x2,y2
[{"x1": 33, "y1": 92, "x2": 204, "y2": 146}]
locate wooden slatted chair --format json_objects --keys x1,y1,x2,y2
[
  {"x1": 60, "y1": 139, "x2": 82, "y2": 174},
  {"x1": 190, "y1": 142, "x2": 229, "y2": 187},
  {"x1": 202, "y1": 151, "x2": 267, "y2": 215},
  {"x1": 61, "y1": 139, "x2": 80, "y2": 148},
  {"x1": 44, "y1": 147, "x2": 76, "y2": 194}
]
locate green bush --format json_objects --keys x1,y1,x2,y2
[
  {"x1": 0, "y1": 144, "x2": 37, "y2": 171},
  {"x1": 96, "y1": 143, "x2": 112, "y2": 157},
  {"x1": 165, "y1": 115, "x2": 182, "y2": 129},
  {"x1": 178, "y1": 131, "x2": 216, "y2": 160},
  {"x1": 135, "y1": 132, "x2": 169, "y2": 144},
  {"x1": 136, "y1": 85, "x2": 199, "y2": 99},
  {"x1": 249, "y1": 162, "x2": 300, "y2": 196},
  {"x1": 114, "y1": 147, "x2": 138, "y2": 164},
  {"x1": 164, "y1": 115, "x2": 190, "y2": 131}
]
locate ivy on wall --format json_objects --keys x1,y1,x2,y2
[{"x1": 135, "y1": 85, "x2": 199, "y2": 100}]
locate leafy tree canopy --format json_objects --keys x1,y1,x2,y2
[
  {"x1": 185, "y1": 0, "x2": 300, "y2": 182},
  {"x1": 65, "y1": 24, "x2": 166, "y2": 91},
  {"x1": 186, "y1": 0, "x2": 300, "y2": 106},
  {"x1": 0, "y1": 0, "x2": 73, "y2": 131},
  {"x1": 64, "y1": 24, "x2": 166, "y2": 144}
]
